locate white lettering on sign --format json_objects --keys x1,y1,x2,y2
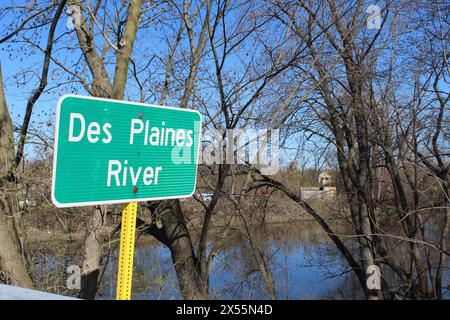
[
  {"x1": 66, "y1": 114, "x2": 200, "y2": 188},
  {"x1": 87, "y1": 122, "x2": 100, "y2": 143},
  {"x1": 129, "y1": 119, "x2": 143, "y2": 144},
  {"x1": 107, "y1": 160, "x2": 162, "y2": 187},
  {"x1": 128, "y1": 119, "x2": 193, "y2": 148},
  {"x1": 68, "y1": 113, "x2": 112, "y2": 143},
  {"x1": 68, "y1": 113, "x2": 85, "y2": 142}
]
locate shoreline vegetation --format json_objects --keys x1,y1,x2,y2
[{"x1": 24, "y1": 195, "x2": 340, "y2": 243}]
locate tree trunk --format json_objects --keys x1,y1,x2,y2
[
  {"x1": 0, "y1": 63, "x2": 33, "y2": 288},
  {"x1": 112, "y1": 0, "x2": 143, "y2": 100},
  {"x1": 75, "y1": 0, "x2": 143, "y2": 299},
  {"x1": 157, "y1": 201, "x2": 209, "y2": 299},
  {"x1": 78, "y1": 207, "x2": 103, "y2": 299},
  {"x1": 435, "y1": 176, "x2": 449, "y2": 299}
]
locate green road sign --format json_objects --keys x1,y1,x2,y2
[{"x1": 52, "y1": 95, "x2": 202, "y2": 208}]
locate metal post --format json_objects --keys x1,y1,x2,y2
[{"x1": 116, "y1": 202, "x2": 137, "y2": 300}]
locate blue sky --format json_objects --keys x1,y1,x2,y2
[
  {"x1": 1, "y1": 1, "x2": 446, "y2": 168},
  {"x1": 0, "y1": 0, "x2": 309, "y2": 168}
]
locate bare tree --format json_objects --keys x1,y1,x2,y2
[{"x1": 0, "y1": 62, "x2": 33, "y2": 288}]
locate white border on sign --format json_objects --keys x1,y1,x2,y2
[{"x1": 51, "y1": 94, "x2": 203, "y2": 208}]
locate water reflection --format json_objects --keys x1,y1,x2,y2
[
  {"x1": 31, "y1": 220, "x2": 448, "y2": 299},
  {"x1": 98, "y1": 221, "x2": 365, "y2": 300}
]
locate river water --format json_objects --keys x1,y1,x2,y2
[
  {"x1": 96, "y1": 221, "x2": 364, "y2": 300},
  {"x1": 31, "y1": 220, "x2": 448, "y2": 299}
]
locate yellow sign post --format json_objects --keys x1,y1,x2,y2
[{"x1": 116, "y1": 202, "x2": 138, "y2": 300}]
